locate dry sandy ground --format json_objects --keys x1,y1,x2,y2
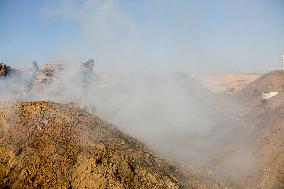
[
  {"x1": 0, "y1": 101, "x2": 193, "y2": 188},
  {"x1": 194, "y1": 73, "x2": 261, "y2": 94}
]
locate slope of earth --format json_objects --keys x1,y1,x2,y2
[
  {"x1": 0, "y1": 101, "x2": 209, "y2": 189},
  {"x1": 84, "y1": 71, "x2": 259, "y2": 188},
  {"x1": 248, "y1": 98, "x2": 284, "y2": 189},
  {"x1": 234, "y1": 71, "x2": 284, "y2": 188},
  {"x1": 238, "y1": 70, "x2": 284, "y2": 104}
]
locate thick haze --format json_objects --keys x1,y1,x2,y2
[
  {"x1": 0, "y1": 0, "x2": 284, "y2": 73},
  {"x1": 0, "y1": 0, "x2": 276, "y2": 183}
]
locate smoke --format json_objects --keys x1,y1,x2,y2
[
  {"x1": 0, "y1": 61, "x2": 256, "y2": 184},
  {"x1": 42, "y1": 0, "x2": 144, "y2": 73},
  {"x1": 0, "y1": 0, "x2": 262, "y2": 185},
  {"x1": 39, "y1": 0, "x2": 284, "y2": 73},
  {"x1": 89, "y1": 71, "x2": 256, "y2": 181}
]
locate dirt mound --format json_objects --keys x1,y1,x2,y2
[
  {"x1": 239, "y1": 96, "x2": 284, "y2": 189},
  {"x1": 0, "y1": 101, "x2": 209, "y2": 188},
  {"x1": 238, "y1": 70, "x2": 284, "y2": 102},
  {"x1": 233, "y1": 70, "x2": 284, "y2": 188}
]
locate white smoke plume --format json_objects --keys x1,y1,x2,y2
[
  {"x1": 0, "y1": 0, "x2": 259, "y2": 185},
  {"x1": 0, "y1": 61, "x2": 256, "y2": 184}
]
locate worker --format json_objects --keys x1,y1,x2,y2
[
  {"x1": 80, "y1": 59, "x2": 95, "y2": 112},
  {"x1": 0, "y1": 63, "x2": 17, "y2": 78},
  {"x1": 27, "y1": 61, "x2": 40, "y2": 91},
  {"x1": 32, "y1": 61, "x2": 40, "y2": 74},
  {"x1": 0, "y1": 63, "x2": 8, "y2": 77}
]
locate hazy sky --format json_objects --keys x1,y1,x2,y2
[{"x1": 0, "y1": 0, "x2": 283, "y2": 73}]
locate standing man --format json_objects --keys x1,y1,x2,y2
[
  {"x1": 80, "y1": 59, "x2": 95, "y2": 112},
  {"x1": 32, "y1": 61, "x2": 40, "y2": 74},
  {"x1": 27, "y1": 61, "x2": 40, "y2": 92}
]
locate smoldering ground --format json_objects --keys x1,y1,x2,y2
[{"x1": 0, "y1": 63, "x2": 256, "y2": 184}]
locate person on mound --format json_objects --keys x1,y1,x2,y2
[{"x1": 80, "y1": 59, "x2": 95, "y2": 112}]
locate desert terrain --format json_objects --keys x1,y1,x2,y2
[{"x1": 195, "y1": 73, "x2": 261, "y2": 94}]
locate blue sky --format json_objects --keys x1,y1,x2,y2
[{"x1": 0, "y1": 0, "x2": 284, "y2": 73}]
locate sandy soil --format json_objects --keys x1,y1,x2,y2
[{"x1": 0, "y1": 101, "x2": 193, "y2": 188}]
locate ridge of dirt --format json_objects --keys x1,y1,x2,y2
[{"x1": 0, "y1": 101, "x2": 197, "y2": 189}]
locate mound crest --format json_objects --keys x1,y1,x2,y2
[
  {"x1": 0, "y1": 101, "x2": 193, "y2": 188},
  {"x1": 238, "y1": 70, "x2": 284, "y2": 102}
]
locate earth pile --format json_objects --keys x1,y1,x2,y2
[
  {"x1": 0, "y1": 101, "x2": 209, "y2": 188},
  {"x1": 232, "y1": 71, "x2": 284, "y2": 188}
]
